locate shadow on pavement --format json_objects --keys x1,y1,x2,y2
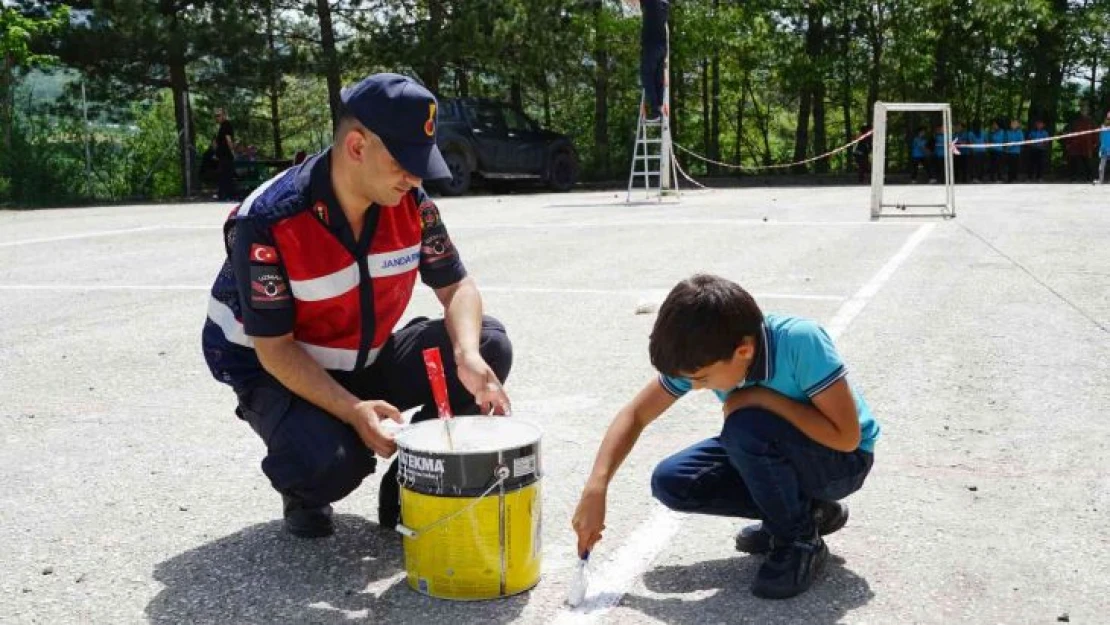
[
  {"x1": 146, "y1": 514, "x2": 528, "y2": 624},
  {"x1": 621, "y1": 554, "x2": 873, "y2": 624}
]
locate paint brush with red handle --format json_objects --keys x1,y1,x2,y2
[{"x1": 421, "y1": 347, "x2": 455, "y2": 450}]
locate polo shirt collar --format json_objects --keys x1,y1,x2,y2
[{"x1": 745, "y1": 321, "x2": 774, "y2": 383}]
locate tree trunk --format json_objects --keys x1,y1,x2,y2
[
  {"x1": 743, "y1": 75, "x2": 772, "y2": 166},
  {"x1": 710, "y1": 0, "x2": 721, "y2": 174},
  {"x1": 592, "y1": 4, "x2": 609, "y2": 177},
  {"x1": 864, "y1": 6, "x2": 885, "y2": 123},
  {"x1": 457, "y1": 65, "x2": 469, "y2": 97},
  {"x1": 542, "y1": 77, "x2": 551, "y2": 127},
  {"x1": 316, "y1": 0, "x2": 342, "y2": 130},
  {"x1": 931, "y1": 25, "x2": 951, "y2": 99},
  {"x1": 510, "y1": 79, "x2": 523, "y2": 110},
  {"x1": 795, "y1": 4, "x2": 824, "y2": 174},
  {"x1": 166, "y1": 6, "x2": 193, "y2": 197},
  {"x1": 701, "y1": 59, "x2": 710, "y2": 175},
  {"x1": 2, "y1": 52, "x2": 13, "y2": 166},
  {"x1": 974, "y1": 43, "x2": 988, "y2": 124},
  {"x1": 792, "y1": 89, "x2": 812, "y2": 173},
  {"x1": 265, "y1": 4, "x2": 283, "y2": 159},
  {"x1": 422, "y1": 0, "x2": 445, "y2": 93},
  {"x1": 813, "y1": 78, "x2": 827, "y2": 173},
  {"x1": 1027, "y1": 0, "x2": 1068, "y2": 128},
  {"x1": 734, "y1": 74, "x2": 746, "y2": 175},
  {"x1": 711, "y1": 54, "x2": 721, "y2": 174},
  {"x1": 840, "y1": 15, "x2": 852, "y2": 148}
]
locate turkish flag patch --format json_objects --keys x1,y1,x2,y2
[{"x1": 250, "y1": 244, "x2": 279, "y2": 264}]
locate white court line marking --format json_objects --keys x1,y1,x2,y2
[
  {"x1": 825, "y1": 224, "x2": 935, "y2": 338},
  {"x1": 553, "y1": 222, "x2": 936, "y2": 623},
  {"x1": 0, "y1": 284, "x2": 209, "y2": 291},
  {"x1": 0, "y1": 226, "x2": 162, "y2": 247},
  {"x1": 451, "y1": 219, "x2": 915, "y2": 230},
  {"x1": 0, "y1": 219, "x2": 908, "y2": 248},
  {"x1": 480, "y1": 286, "x2": 843, "y2": 301},
  {"x1": 0, "y1": 284, "x2": 841, "y2": 301},
  {"x1": 0, "y1": 225, "x2": 215, "y2": 248}
]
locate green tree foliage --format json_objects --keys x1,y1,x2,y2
[
  {"x1": 1, "y1": 1, "x2": 68, "y2": 201},
  {"x1": 3, "y1": 0, "x2": 1109, "y2": 205}
]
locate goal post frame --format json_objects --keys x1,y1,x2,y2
[{"x1": 870, "y1": 102, "x2": 956, "y2": 220}]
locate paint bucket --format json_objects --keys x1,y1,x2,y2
[{"x1": 394, "y1": 417, "x2": 542, "y2": 600}]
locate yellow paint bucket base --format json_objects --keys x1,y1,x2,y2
[{"x1": 401, "y1": 483, "x2": 541, "y2": 600}]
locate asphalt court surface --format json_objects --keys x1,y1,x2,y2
[{"x1": 1, "y1": 183, "x2": 1108, "y2": 624}]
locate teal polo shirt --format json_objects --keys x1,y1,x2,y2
[{"x1": 658, "y1": 314, "x2": 880, "y2": 452}]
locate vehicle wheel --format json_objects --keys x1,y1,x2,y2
[
  {"x1": 435, "y1": 150, "x2": 471, "y2": 196},
  {"x1": 547, "y1": 151, "x2": 578, "y2": 192}
]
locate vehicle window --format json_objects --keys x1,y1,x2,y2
[
  {"x1": 504, "y1": 108, "x2": 533, "y2": 132},
  {"x1": 440, "y1": 101, "x2": 461, "y2": 121},
  {"x1": 464, "y1": 103, "x2": 506, "y2": 132}
]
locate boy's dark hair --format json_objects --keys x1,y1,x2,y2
[{"x1": 649, "y1": 274, "x2": 764, "y2": 376}]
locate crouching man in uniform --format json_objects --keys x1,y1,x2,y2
[{"x1": 202, "y1": 73, "x2": 512, "y2": 538}]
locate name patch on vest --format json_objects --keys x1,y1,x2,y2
[{"x1": 380, "y1": 251, "x2": 420, "y2": 271}]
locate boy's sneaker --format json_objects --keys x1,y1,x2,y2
[
  {"x1": 750, "y1": 533, "x2": 828, "y2": 599},
  {"x1": 282, "y1": 495, "x2": 334, "y2": 538},
  {"x1": 735, "y1": 500, "x2": 848, "y2": 554}
]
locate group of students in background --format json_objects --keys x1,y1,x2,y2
[{"x1": 904, "y1": 109, "x2": 1110, "y2": 185}]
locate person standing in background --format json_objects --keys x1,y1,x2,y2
[
  {"x1": 967, "y1": 120, "x2": 985, "y2": 183},
  {"x1": 634, "y1": 0, "x2": 670, "y2": 122},
  {"x1": 1026, "y1": 120, "x2": 1050, "y2": 182},
  {"x1": 215, "y1": 108, "x2": 237, "y2": 201},
  {"x1": 1065, "y1": 107, "x2": 1096, "y2": 182},
  {"x1": 988, "y1": 119, "x2": 1005, "y2": 183},
  {"x1": 1095, "y1": 112, "x2": 1110, "y2": 185},
  {"x1": 1004, "y1": 119, "x2": 1024, "y2": 183}
]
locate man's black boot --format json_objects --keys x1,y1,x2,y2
[
  {"x1": 282, "y1": 495, "x2": 334, "y2": 539},
  {"x1": 378, "y1": 460, "x2": 401, "y2": 530}
]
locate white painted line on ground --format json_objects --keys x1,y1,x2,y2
[
  {"x1": 551, "y1": 508, "x2": 684, "y2": 625},
  {"x1": 451, "y1": 219, "x2": 915, "y2": 230},
  {"x1": 0, "y1": 284, "x2": 841, "y2": 301},
  {"x1": 0, "y1": 226, "x2": 162, "y2": 247},
  {"x1": 0, "y1": 224, "x2": 216, "y2": 248},
  {"x1": 0, "y1": 284, "x2": 209, "y2": 291},
  {"x1": 552, "y1": 223, "x2": 936, "y2": 623},
  {"x1": 481, "y1": 285, "x2": 842, "y2": 301},
  {"x1": 825, "y1": 224, "x2": 935, "y2": 340},
  {"x1": 0, "y1": 218, "x2": 898, "y2": 247}
]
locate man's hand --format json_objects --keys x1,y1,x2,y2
[
  {"x1": 456, "y1": 350, "x2": 511, "y2": 415},
  {"x1": 572, "y1": 483, "x2": 607, "y2": 558},
  {"x1": 722, "y1": 386, "x2": 766, "y2": 418},
  {"x1": 347, "y1": 400, "x2": 403, "y2": 457}
]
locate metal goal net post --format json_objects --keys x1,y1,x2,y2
[{"x1": 870, "y1": 102, "x2": 956, "y2": 220}]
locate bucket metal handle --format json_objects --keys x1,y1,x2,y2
[{"x1": 394, "y1": 465, "x2": 511, "y2": 538}]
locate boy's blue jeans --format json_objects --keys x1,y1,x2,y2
[{"x1": 651, "y1": 407, "x2": 874, "y2": 542}]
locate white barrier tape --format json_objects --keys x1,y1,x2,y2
[
  {"x1": 953, "y1": 126, "x2": 1108, "y2": 151},
  {"x1": 677, "y1": 125, "x2": 1108, "y2": 170},
  {"x1": 672, "y1": 155, "x2": 710, "y2": 189},
  {"x1": 675, "y1": 130, "x2": 873, "y2": 172}
]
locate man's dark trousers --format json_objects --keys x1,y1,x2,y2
[
  {"x1": 234, "y1": 316, "x2": 513, "y2": 509},
  {"x1": 640, "y1": 0, "x2": 669, "y2": 117}
]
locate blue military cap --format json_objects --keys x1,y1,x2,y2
[{"x1": 340, "y1": 73, "x2": 451, "y2": 180}]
